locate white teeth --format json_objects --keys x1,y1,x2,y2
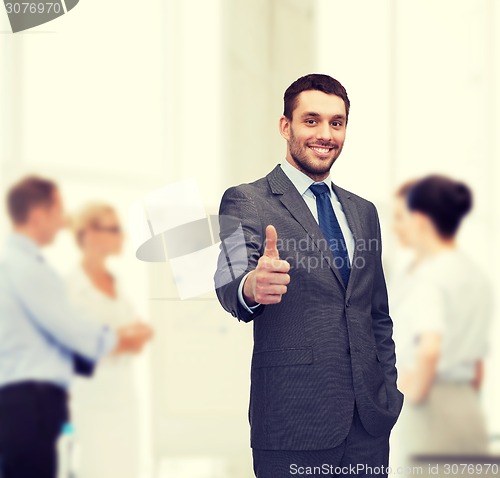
[{"x1": 311, "y1": 147, "x2": 329, "y2": 153}]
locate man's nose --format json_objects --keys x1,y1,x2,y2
[{"x1": 316, "y1": 121, "x2": 332, "y2": 141}]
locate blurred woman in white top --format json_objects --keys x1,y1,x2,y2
[
  {"x1": 67, "y1": 203, "x2": 153, "y2": 478},
  {"x1": 390, "y1": 175, "x2": 492, "y2": 463}
]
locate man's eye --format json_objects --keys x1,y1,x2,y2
[
  {"x1": 331, "y1": 121, "x2": 342, "y2": 127},
  {"x1": 305, "y1": 120, "x2": 316, "y2": 125}
]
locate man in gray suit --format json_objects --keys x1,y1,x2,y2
[{"x1": 215, "y1": 74, "x2": 403, "y2": 477}]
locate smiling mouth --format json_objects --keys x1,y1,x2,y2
[{"x1": 308, "y1": 145, "x2": 335, "y2": 156}]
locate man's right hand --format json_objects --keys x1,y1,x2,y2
[
  {"x1": 113, "y1": 322, "x2": 154, "y2": 355},
  {"x1": 243, "y1": 225, "x2": 291, "y2": 306}
]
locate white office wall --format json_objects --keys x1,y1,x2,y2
[
  {"x1": 163, "y1": 0, "x2": 224, "y2": 208},
  {"x1": 315, "y1": 0, "x2": 393, "y2": 201}
]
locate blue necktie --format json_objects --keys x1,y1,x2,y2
[{"x1": 309, "y1": 182, "x2": 351, "y2": 287}]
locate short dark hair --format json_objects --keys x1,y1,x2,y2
[
  {"x1": 6, "y1": 175, "x2": 57, "y2": 225},
  {"x1": 283, "y1": 74, "x2": 350, "y2": 122},
  {"x1": 407, "y1": 175, "x2": 473, "y2": 239}
]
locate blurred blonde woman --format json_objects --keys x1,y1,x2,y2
[{"x1": 66, "y1": 203, "x2": 153, "y2": 478}]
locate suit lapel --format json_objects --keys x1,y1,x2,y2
[{"x1": 267, "y1": 166, "x2": 346, "y2": 289}]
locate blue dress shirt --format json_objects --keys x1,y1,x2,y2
[{"x1": 0, "y1": 233, "x2": 117, "y2": 390}]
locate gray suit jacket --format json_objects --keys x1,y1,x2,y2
[{"x1": 215, "y1": 165, "x2": 403, "y2": 451}]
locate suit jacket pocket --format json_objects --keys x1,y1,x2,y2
[{"x1": 252, "y1": 346, "x2": 313, "y2": 368}]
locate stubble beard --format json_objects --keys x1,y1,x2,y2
[{"x1": 288, "y1": 128, "x2": 343, "y2": 180}]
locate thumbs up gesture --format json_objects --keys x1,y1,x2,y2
[{"x1": 243, "y1": 225, "x2": 291, "y2": 306}]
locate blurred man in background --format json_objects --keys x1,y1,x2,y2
[{"x1": 0, "y1": 176, "x2": 152, "y2": 478}]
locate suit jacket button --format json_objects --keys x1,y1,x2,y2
[{"x1": 346, "y1": 301, "x2": 351, "y2": 308}]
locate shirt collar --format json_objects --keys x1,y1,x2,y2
[
  {"x1": 7, "y1": 232, "x2": 45, "y2": 261},
  {"x1": 280, "y1": 159, "x2": 334, "y2": 197}
]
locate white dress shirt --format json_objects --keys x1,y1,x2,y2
[
  {"x1": 238, "y1": 160, "x2": 355, "y2": 313},
  {"x1": 391, "y1": 248, "x2": 492, "y2": 382}
]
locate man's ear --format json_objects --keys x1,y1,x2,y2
[
  {"x1": 28, "y1": 205, "x2": 45, "y2": 228},
  {"x1": 279, "y1": 115, "x2": 291, "y2": 141}
]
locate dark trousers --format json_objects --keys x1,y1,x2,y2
[
  {"x1": 0, "y1": 381, "x2": 68, "y2": 478},
  {"x1": 252, "y1": 404, "x2": 390, "y2": 478}
]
